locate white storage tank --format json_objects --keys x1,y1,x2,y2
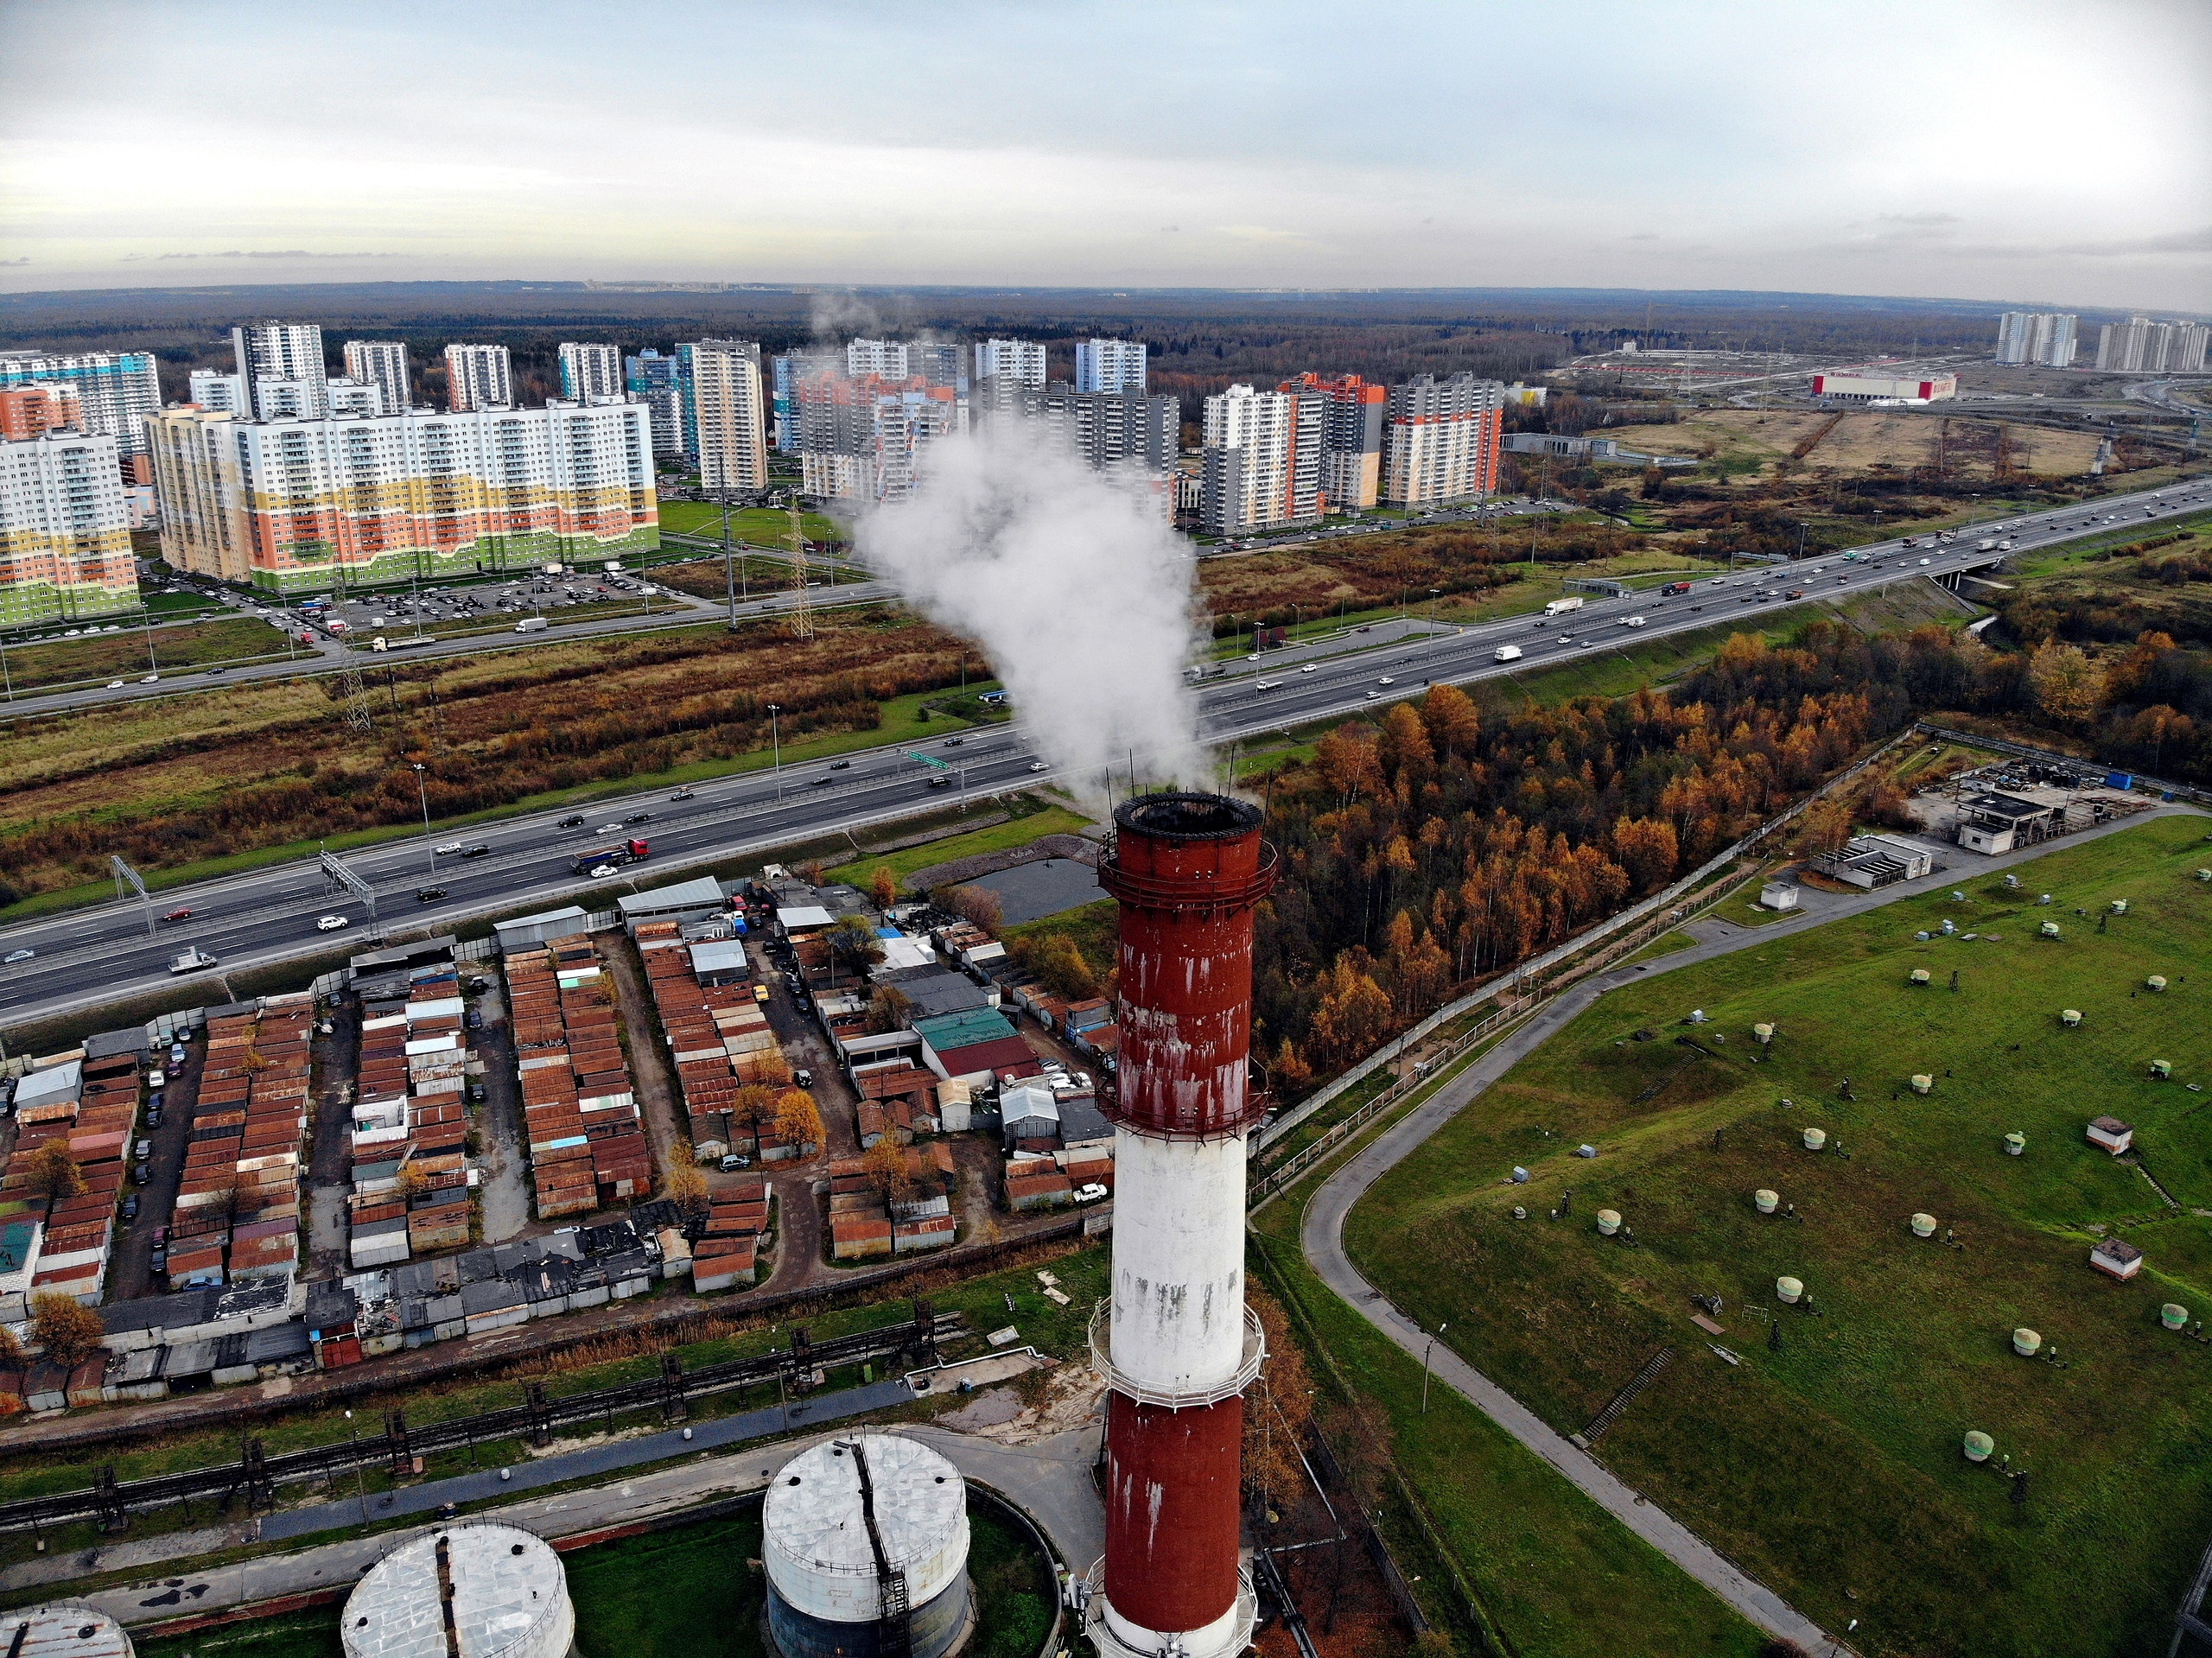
[
  {"x1": 341, "y1": 1523, "x2": 574, "y2": 1658},
  {"x1": 1, "y1": 1603, "x2": 135, "y2": 1658},
  {"x1": 765, "y1": 1434, "x2": 973, "y2": 1658}
]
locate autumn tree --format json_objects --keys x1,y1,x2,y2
[
  {"x1": 862, "y1": 1136, "x2": 916, "y2": 1204},
  {"x1": 0, "y1": 1324, "x2": 21, "y2": 1370},
  {"x1": 1025, "y1": 933, "x2": 1097, "y2": 1001},
  {"x1": 2028, "y1": 640, "x2": 2106, "y2": 728},
  {"x1": 828, "y1": 913, "x2": 885, "y2": 981},
  {"x1": 1419, "y1": 682, "x2": 1480, "y2": 760},
  {"x1": 22, "y1": 1143, "x2": 84, "y2": 1202},
  {"x1": 938, "y1": 884, "x2": 1004, "y2": 933},
  {"x1": 1794, "y1": 793, "x2": 1854, "y2": 857},
  {"x1": 391, "y1": 1165, "x2": 429, "y2": 1206},
  {"x1": 1611, "y1": 816, "x2": 1680, "y2": 896},
  {"x1": 774, "y1": 1089, "x2": 824, "y2": 1153},
  {"x1": 30, "y1": 1293, "x2": 105, "y2": 1370},
  {"x1": 868, "y1": 865, "x2": 900, "y2": 910},
  {"x1": 662, "y1": 1152, "x2": 709, "y2": 1210},
  {"x1": 1242, "y1": 1284, "x2": 1314, "y2": 1515},
  {"x1": 866, "y1": 983, "x2": 913, "y2": 1034}
]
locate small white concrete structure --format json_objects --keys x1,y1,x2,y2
[
  {"x1": 2012, "y1": 1328, "x2": 2042, "y2": 1356},
  {"x1": 2089, "y1": 1238, "x2": 2144, "y2": 1280},
  {"x1": 2086, "y1": 1116, "x2": 2133, "y2": 1155},
  {"x1": 1758, "y1": 880, "x2": 1800, "y2": 912}
]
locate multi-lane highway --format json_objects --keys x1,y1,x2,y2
[{"x1": 3, "y1": 476, "x2": 2206, "y2": 1032}]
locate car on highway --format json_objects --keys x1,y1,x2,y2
[
  {"x1": 1376, "y1": 676, "x2": 1395, "y2": 686},
  {"x1": 595, "y1": 822, "x2": 624, "y2": 834},
  {"x1": 435, "y1": 841, "x2": 464, "y2": 854},
  {"x1": 107, "y1": 679, "x2": 124, "y2": 689},
  {"x1": 626, "y1": 810, "x2": 652, "y2": 823},
  {"x1": 1558, "y1": 635, "x2": 1573, "y2": 645},
  {"x1": 1918, "y1": 557, "x2": 1931, "y2": 566},
  {"x1": 3, "y1": 948, "x2": 33, "y2": 965},
  {"x1": 1624, "y1": 616, "x2": 1647, "y2": 628},
  {"x1": 1028, "y1": 761, "x2": 1048, "y2": 772},
  {"x1": 162, "y1": 907, "x2": 194, "y2": 923},
  {"x1": 671, "y1": 789, "x2": 696, "y2": 801},
  {"x1": 416, "y1": 886, "x2": 447, "y2": 902},
  {"x1": 586, "y1": 862, "x2": 619, "y2": 878},
  {"x1": 1300, "y1": 663, "x2": 1319, "y2": 672},
  {"x1": 317, "y1": 914, "x2": 350, "y2": 931},
  {"x1": 205, "y1": 665, "x2": 226, "y2": 676},
  {"x1": 461, "y1": 844, "x2": 491, "y2": 858},
  {"x1": 141, "y1": 673, "x2": 158, "y2": 683},
  {"x1": 1363, "y1": 689, "x2": 1381, "y2": 699},
  {"x1": 558, "y1": 814, "x2": 586, "y2": 828},
  {"x1": 830, "y1": 759, "x2": 851, "y2": 770},
  {"x1": 811, "y1": 774, "x2": 834, "y2": 786},
  {"x1": 944, "y1": 736, "x2": 964, "y2": 746}
]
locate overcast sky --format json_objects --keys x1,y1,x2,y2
[{"x1": 3, "y1": 0, "x2": 2206, "y2": 311}]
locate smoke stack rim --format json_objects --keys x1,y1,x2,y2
[{"x1": 1112, "y1": 790, "x2": 1262, "y2": 842}]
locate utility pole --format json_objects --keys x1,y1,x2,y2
[
  {"x1": 412, "y1": 764, "x2": 434, "y2": 873},
  {"x1": 766, "y1": 703, "x2": 783, "y2": 802}
]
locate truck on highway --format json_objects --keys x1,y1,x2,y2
[
  {"x1": 573, "y1": 838, "x2": 649, "y2": 876},
  {"x1": 1254, "y1": 678, "x2": 1281, "y2": 693},
  {"x1": 1977, "y1": 538, "x2": 1997, "y2": 551},
  {"x1": 515, "y1": 616, "x2": 549, "y2": 633},
  {"x1": 1493, "y1": 645, "x2": 1524, "y2": 663},
  {"x1": 169, "y1": 946, "x2": 219, "y2": 975},
  {"x1": 1660, "y1": 581, "x2": 1693, "y2": 595},
  {"x1": 1543, "y1": 597, "x2": 1585, "y2": 617}
]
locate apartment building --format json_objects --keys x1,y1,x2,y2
[
  {"x1": 148, "y1": 401, "x2": 657, "y2": 592},
  {"x1": 325, "y1": 378, "x2": 385, "y2": 418},
  {"x1": 444, "y1": 343, "x2": 514, "y2": 411},
  {"x1": 847, "y1": 338, "x2": 912, "y2": 380},
  {"x1": 1994, "y1": 312, "x2": 2078, "y2": 368},
  {"x1": 1379, "y1": 373, "x2": 1503, "y2": 508},
  {"x1": 995, "y1": 384, "x2": 1179, "y2": 476},
  {"x1": 343, "y1": 340, "x2": 411, "y2": 415},
  {"x1": 232, "y1": 321, "x2": 328, "y2": 422},
  {"x1": 690, "y1": 338, "x2": 770, "y2": 494},
  {"x1": 771, "y1": 351, "x2": 842, "y2": 453},
  {"x1": 1075, "y1": 338, "x2": 1147, "y2": 394},
  {"x1": 1200, "y1": 382, "x2": 1321, "y2": 536},
  {"x1": 973, "y1": 338, "x2": 1047, "y2": 391},
  {"x1": 187, "y1": 371, "x2": 247, "y2": 415},
  {"x1": 912, "y1": 341, "x2": 965, "y2": 392},
  {"x1": 0, "y1": 383, "x2": 83, "y2": 440},
  {"x1": 558, "y1": 342, "x2": 625, "y2": 403},
  {"x1": 2095, "y1": 316, "x2": 2210, "y2": 374},
  {"x1": 794, "y1": 372, "x2": 966, "y2": 504},
  {"x1": 1282, "y1": 372, "x2": 1386, "y2": 510},
  {"x1": 0, "y1": 349, "x2": 164, "y2": 467},
  {"x1": 0, "y1": 429, "x2": 139, "y2": 625},
  {"x1": 626, "y1": 349, "x2": 689, "y2": 456}
]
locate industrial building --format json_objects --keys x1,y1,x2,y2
[
  {"x1": 763, "y1": 1434, "x2": 972, "y2": 1658},
  {"x1": 341, "y1": 1523, "x2": 575, "y2": 1658},
  {"x1": 1809, "y1": 371, "x2": 1957, "y2": 404},
  {"x1": 1813, "y1": 834, "x2": 1937, "y2": 888}
]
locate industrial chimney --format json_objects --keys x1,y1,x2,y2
[{"x1": 1087, "y1": 792, "x2": 1276, "y2": 1658}]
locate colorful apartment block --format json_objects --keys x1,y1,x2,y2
[
  {"x1": 0, "y1": 430, "x2": 140, "y2": 626},
  {"x1": 149, "y1": 400, "x2": 658, "y2": 593},
  {"x1": 0, "y1": 350, "x2": 162, "y2": 466}
]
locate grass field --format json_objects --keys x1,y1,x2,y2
[
  {"x1": 1344, "y1": 816, "x2": 2212, "y2": 1658},
  {"x1": 3, "y1": 617, "x2": 301, "y2": 692},
  {"x1": 656, "y1": 501, "x2": 841, "y2": 545},
  {"x1": 823, "y1": 804, "x2": 1096, "y2": 890},
  {"x1": 1605, "y1": 409, "x2": 2106, "y2": 480},
  {"x1": 1001, "y1": 895, "x2": 1117, "y2": 981}
]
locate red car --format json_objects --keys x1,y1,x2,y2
[{"x1": 162, "y1": 907, "x2": 194, "y2": 923}]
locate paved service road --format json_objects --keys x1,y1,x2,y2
[
  {"x1": 1298, "y1": 804, "x2": 2206, "y2": 1658},
  {"x1": 3, "y1": 477, "x2": 2206, "y2": 1032}
]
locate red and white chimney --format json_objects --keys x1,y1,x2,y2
[{"x1": 1086, "y1": 792, "x2": 1277, "y2": 1658}]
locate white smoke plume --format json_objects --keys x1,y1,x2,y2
[{"x1": 855, "y1": 425, "x2": 1205, "y2": 798}]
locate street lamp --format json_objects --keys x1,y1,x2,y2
[
  {"x1": 412, "y1": 764, "x2": 434, "y2": 873},
  {"x1": 766, "y1": 703, "x2": 783, "y2": 801},
  {"x1": 1421, "y1": 1321, "x2": 1449, "y2": 1414},
  {"x1": 344, "y1": 1410, "x2": 370, "y2": 1528}
]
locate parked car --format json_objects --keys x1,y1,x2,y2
[
  {"x1": 135, "y1": 1138, "x2": 153, "y2": 1161},
  {"x1": 793, "y1": 1069, "x2": 813, "y2": 1089},
  {"x1": 168, "y1": 1044, "x2": 187, "y2": 1065},
  {"x1": 147, "y1": 1089, "x2": 164, "y2": 1113},
  {"x1": 465, "y1": 1008, "x2": 484, "y2": 1030},
  {"x1": 147, "y1": 1068, "x2": 166, "y2": 1089},
  {"x1": 1073, "y1": 1183, "x2": 1109, "y2": 1204},
  {"x1": 720, "y1": 1153, "x2": 753, "y2": 1172},
  {"x1": 133, "y1": 1161, "x2": 151, "y2": 1185},
  {"x1": 468, "y1": 1081, "x2": 486, "y2": 1103},
  {"x1": 149, "y1": 1243, "x2": 167, "y2": 1274},
  {"x1": 145, "y1": 1106, "x2": 162, "y2": 1129},
  {"x1": 121, "y1": 1195, "x2": 139, "y2": 1222}
]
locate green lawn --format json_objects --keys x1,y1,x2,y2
[
  {"x1": 1001, "y1": 896, "x2": 1117, "y2": 980},
  {"x1": 824, "y1": 804, "x2": 1096, "y2": 891},
  {"x1": 1344, "y1": 816, "x2": 2212, "y2": 1658},
  {"x1": 3, "y1": 617, "x2": 301, "y2": 692},
  {"x1": 657, "y1": 501, "x2": 842, "y2": 546}
]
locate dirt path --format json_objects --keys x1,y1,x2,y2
[
  {"x1": 600, "y1": 934, "x2": 685, "y2": 1172},
  {"x1": 470, "y1": 976, "x2": 531, "y2": 1242}
]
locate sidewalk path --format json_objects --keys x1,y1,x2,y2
[{"x1": 1299, "y1": 806, "x2": 2203, "y2": 1658}]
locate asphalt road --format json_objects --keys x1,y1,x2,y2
[{"x1": 3, "y1": 476, "x2": 2206, "y2": 1032}]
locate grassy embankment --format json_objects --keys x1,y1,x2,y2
[
  {"x1": 822, "y1": 806, "x2": 1096, "y2": 893},
  {"x1": 1344, "y1": 816, "x2": 2212, "y2": 1658},
  {"x1": 3, "y1": 617, "x2": 306, "y2": 693}
]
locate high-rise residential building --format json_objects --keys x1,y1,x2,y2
[
  {"x1": 973, "y1": 338, "x2": 1047, "y2": 391},
  {"x1": 0, "y1": 383, "x2": 83, "y2": 440},
  {"x1": 771, "y1": 352, "x2": 842, "y2": 453},
  {"x1": 912, "y1": 341, "x2": 965, "y2": 393},
  {"x1": 2096, "y1": 315, "x2": 2210, "y2": 374},
  {"x1": 147, "y1": 400, "x2": 658, "y2": 592},
  {"x1": 626, "y1": 349, "x2": 689, "y2": 456},
  {"x1": 1200, "y1": 383, "x2": 1322, "y2": 536},
  {"x1": 1076, "y1": 338, "x2": 1147, "y2": 394},
  {"x1": 1995, "y1": 312, "x2": 2078, "y2": 368},
  {"x1": 690, "y1": 339, "x2": 770, "y2": 494},
  {"x1": 325, "y1": 378, "x2": 385, "y2": 418},
  {"x1": 256, "y1": 378, "x2": 385, "y2": 419},
  {"x1": 1379, "y1": 373, "x2": 1503, "y2": 508},
  {"x1": 1281, "y1": 372, "x2": 1387, "y2": 510},
  {"x1": 846, "y1": 338, "x2": 911, "y2": 380},
  {"x1": 0, "y1": 429, "x2": 139, "y2": 625},
  {"x1": 443, "y1": 343, "x2": 514, "y2": 410},
  {"x1": 794, "y1": 372, "x2": 966, "y2": 503},
  {"x1": 0, "y1": 349, "x2": 163, "y2": 464},
  {"x1": 188, "y1": 370, "x2": 247, "y2": 415},
  {"x1": 343, "y1": 340, "x2": 411, "y2": 415},
  {"x1": 232, "y1": 321, "x2": 328, "y2": 421},
  {"x1": 990, "y1": 384, "x2": 1179, "y2": 476},
  {"x1": 558, "y1": 342, "x2": 625, "y2": 403}
]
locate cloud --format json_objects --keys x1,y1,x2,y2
[
  {"x1": 1625, "y1": 232, "x2": 1661, "y2": 242},
  {"x1": 0, "y1": 257, "x2": 28, "y2": 267},
  {"x1": 1879, "y1": 212, "x2": 1962, "y2": 227}
]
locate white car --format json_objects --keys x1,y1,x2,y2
[
  {"x1": 1300, "y1": 664, "x2": 1319, "y2": 673},
  {"x1": 435, "y1": 841, "x2": 463, "y2": 854},
  {"x1": 3, "y1": 948, "x2": 33, "y2": 965},
  {"x1": 588, "y1": 862, "x2": 619, "y2": 879},
  {"x1": 1073, "y1": 1183, "x2": 1109, "y2": 1204},
  {"x1": 1624, "y1": 616, "x2": 1648, "y2": 628},
  {"x1": 1918, "y1": 557, "x2": 1931, "y2": 566},
  {"x1": 141, "y1": 673, "x2": 159, "y2": 683},
  {"x1": 317, "y1": 914, "x2": 349, "y2": 931},
  {"x1": 596, "y1": 823, "x2": 624, "y2": 834},
  {"x1": 1363, "y1": 689, "x2": 1381, "y2": 699},
  {"x1": 107, "y1": 679, "x2": 124, "y2": 689},
  {"x1": 1246, "y1": 652, "x2": 1262, "y2": 661},
  {"x1": 1028, "y1": 761, "x2": 1049, "y2": 772},
  {"x1": 1376, "y1": 676, "x2": 1395, "y2": 686},
  {"x1": 1557, "y1": 636, "x2": 1573, "y2": 645}
]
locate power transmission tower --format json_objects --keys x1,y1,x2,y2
[
  {"x1": 335, "y1": 666, "x2": 374, "y2": 733},
  {"x1": 784, "y1": 500, "x2": 814, "y2": 641},
  {"x1": 110, "y1": 854, "x2": 156, "y2": 937}
]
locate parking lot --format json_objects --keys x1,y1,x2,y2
[
  {"x1": 299, "y1": 566, "x2": 699, "y2": 647},
  {"x1": 105, "y1": 1029, "x2": 204, "y2": 1300}
]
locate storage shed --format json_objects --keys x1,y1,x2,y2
[{"x1": 2086, "y1": 1116, "x2": 2133, "y2": 1154}]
